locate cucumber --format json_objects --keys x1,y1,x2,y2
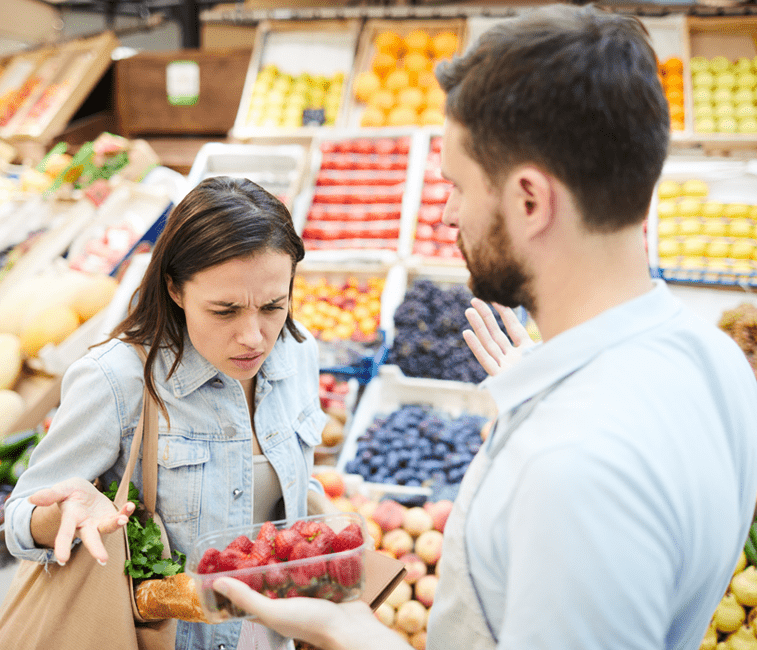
[
  {"x1": 0, "y1": 429, "x2": 39, "y2": 460},
  {"x1": 10, "y1": 445, "x2": 33, "y2": 483}
]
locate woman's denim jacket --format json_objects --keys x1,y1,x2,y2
[{"x1": 5, "y1": 324, "x2": 328, "y2": 650}]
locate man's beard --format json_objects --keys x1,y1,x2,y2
[{"x1": 457, "y1": 212, "x2": 536, "y2": 315}]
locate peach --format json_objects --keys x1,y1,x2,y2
[
  {"x1": 415, "y1": 530, "x2": 444, "y2": 566},
  {"x1": 427, "y1": 500, "x2": 453, "y2": 533},
  {"x1": 385, "y1": 579, "x2": 412, "y2": 609},
  {"x1": 381, "y1": 528, "x2": 414, "y2": 557},
  {"x1": 366, "y1": 518, "x2": 383, "y2": 549},
  {"x1": 402, "y1": 507, "x2": 434, "y2": 537},
  {"x1": 410, "y1": 630, "x2": 427, "y2": 650},
  {"x1": 414, "y1": 574, "x2": 438, "y2": 608},
  {"x1": 398, "y1": 552, "x2": 427, "y2": 585},
  {"x1": 330, "y1": 496, "x2": 356, "y2": 513},
  {"x1": 372, "y1": 499, "x2": 407, "y2": 532},
  {"x1": 391, "y1": 626, "x2": 411, "y2": 642},
  {"x1": 396, "y1": 600, "x2": 428, "y2": 634},
  {"x1": 375, "y1": 602, "x2": 395, "y2": 627},
  {"x1": 357, "y1": 500, "x2": 378, "y2": 522}
]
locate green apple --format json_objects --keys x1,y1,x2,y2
[
  {"x1": 714, "y1": 72, "x2": 737, "y2": 90},
  {"x1": 736, "y1": 72, "x2": 757, "y2": 90},
  {"x1": 735, "y1": 103, "x2": 757, "y2": 119},
  {"x1": 690, "y1": 56, "x2": 710, "y2": 73},
  {"x1": 735, "y1": 57, "x2": 753, "y2": 73},
  {"x1": 693, "y1": 71, "x2": 715, "y2": 89},
  {"x1": 696, "y1": 118, "x2": 717, "y2": 133},
  {"x1": 715, "y1": 103, "x2": 736, "y2": 118},
  {"x1": 694, "y1": 104, "x2": 715, "y2": 119},
  {"x1": 712, "y1": 88, "x2": 734, "y2": 104},
  {"x1": 693, "y1": 88, "x2": 714, "y2": 105},
  {"x1": 738, "y1": 117, "x2": 757, "y2": 133},
  {"x1": 716, "y1": 116, "x2": 739, "y2": 133},
  {"x1": 733, "y1": 88, "x2": 755, "y2": 105},
  {"x1": 709, "y1": 56, "x2": 732, "y2": 73}
]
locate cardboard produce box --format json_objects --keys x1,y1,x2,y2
[{"x1": 115, "y1": 48, "x2": 251, "y2": 137}]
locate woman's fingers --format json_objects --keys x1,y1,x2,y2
[{"x1": 77, "y1": 521, "x2": 109, "y2": 566}]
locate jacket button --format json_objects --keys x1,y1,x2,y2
[
  {"x1": 223, "y1": 425, "x2": 236, "y2": 437},
  {"x1": 217, "y1": 645, "x2": 226, "y2": 650},
  {"x1": 233, "y1": 488, "x2": 243, "y2": 499},
  {"x1": 211, "y1": 378, "x2": 224, "y2": 388}
]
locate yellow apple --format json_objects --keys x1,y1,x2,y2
[
  {"x1": 678, "y1": 197, "x2": 703, "y2": 218},
  {"x1": 682, "y1": 236, "x2": 708, "y2": 256},
  {"x1": 733, "y1": 88, "x2": 755, "y2": 105},
  {"x1": 693, "y1": 71, "x2": 715, "y2": 89},
  {"x1": 735, "y1": 103, "x2": 757, "y2": 119},
  {"x1": 703, "y1": 219, "x2": 729, "y2": 237},
  {"x1": 709, "y1": 56, "x2": 732, "y2": 74},
  {"x1": 696, "y1": 118, "x2": 717, "y2": 133},
  {"x1": 715, "y1": 103, "x2": 736, "y2": 118},
  {"x1": 716, "y1": 117, "x2": 739, "y2": 133},
  {"x1": 658, "y1": 219, "x2": 678, "y2": 237},
  {"x1": 693, "y1": 88, "x2": 714, "y2": 105},
  {"x1": 702, "y1": 202, "x2": 725, "y2": 219},
  {"x1": 706, "y1": 239, "x2": 731, "y2": 259},
  {"x1": 658, "y1": 238, "x2": 682, "y2": 258}
]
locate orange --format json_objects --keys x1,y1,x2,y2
[
  {"x1": 404, "y1": 29, "x2": 432, "y2": 54},
  {"x1": 669, "y1": 104, "x2": 685, "y2": 122},
  {"x1": 665, "y1": 74, "x2": 684, "y2": 91},
  {"x1": 387, "y1": 105, "x2": 418, "y2": 126},
  {"x1": 419, "y1": 107, "x2": 445, "y2": 126},
  {"x1": 404, "y1": 51, "x2": 432, "y2": 75},
  {"x1": 360, "y1": 106, "x2": 386, "y2": 127},
  {"x1": 368, "y1": 89, "x2": 396, "y2": 112},
  {"x1": 417, "y1": 70, "x2": 440, "y2": 92},
  {"x1": 371, "y1": 52, "x2": 397, "y2": 78},
  {"x1": 663, "y1": 57, "x2": 683, "y2": 75},
  {"x1": 671, "y1": 119, "x2": 685, "y2": 131},
  {"x1": 425, "y1": 86, "x2": 446, "y2": 111},
  {"x1": 665, "y1": 88, "x2": 684, "y2": 105},
  {"x1": 353, "y1": 70, "x2": 382, "y2": 102},
  {"x1": 398, "y1": 86, "x2": 425, "y2": 112},
  {"x1": 431, "y1": 31, "x2": 459, "y2": 58},
  {"x1": 384, "y1": 69, "x2": 411, "y2": 93},
  {"x1": 375, "y1": 31, "x2": 404, "y2": 57}
]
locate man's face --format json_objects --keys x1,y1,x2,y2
[{"x1": 440, "y1": 119, "x2": 536, "y2": 313}]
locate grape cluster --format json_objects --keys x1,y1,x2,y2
[
  {"x1": 719, "y1": 303, "x2": 757, "y2": 377},
  {"x1": 388, "y1": 279, "x2": 505, "y2": 383},
  {"x1": 344, "y1": 404, "x2": 487, "y2": 492}
]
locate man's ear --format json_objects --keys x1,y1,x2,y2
[
  {"x1": 166, "y1": 276, "x2": 183, "y2": 308},
  {"x1": 503, "y1": 166, "x2": 554, "y2": 240}
]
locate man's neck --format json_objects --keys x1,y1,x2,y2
[{"x1": 530, "y1": 225, "x2": 654, "y2": 342}]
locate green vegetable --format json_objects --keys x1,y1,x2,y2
[
  {"x1": 104, "y1": 480, "x2": 185, "y2": 580},
  {"x1": 745, "y1": 535, "x2": 757, "y2": 568}
]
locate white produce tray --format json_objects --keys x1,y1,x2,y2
[{"x1": 335, "y1": 364, "x2": 497, "y2": 475}]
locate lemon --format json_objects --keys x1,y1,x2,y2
[
  {"x1": 678, "y1": 198, "x2": 703, "y2": 218},
  {"x1": 682, "y1": 236, "x2": 707, "y2": 257},
  {"x1": 658, "y1": 180, "x2": 682, "y2": 200},
  {"x1": 727, "y1": 218, "x2": 753, "y2": 238},
  {"x1": 702, "y1": 202, "x2": 725, "y2": 219},
  {"x1": 724, "y1": 204, "x2": 750, "y2": 220},
  {"x1": 679, "y1": 218, "x2": 703, "y2": 237},
  {"x1": 703, "y1": 219, "x2": 729, "y2": 238},
  {"x1": 730, "y1": 240, "x2": 755, "y2": 260},
  {"x1": 656, "y1": 200, "x2": 678, "y2": 219},
  {"x1": 682, "y1": 179, "x2": 709, "y2": 198},
  {"x1": 658, "y1": 238, "x2": 682, "y2": 257},
  {"x1": 705, "y1": 239, "x2": 731, "y2": 259},
  {"x1": 657, "y1": 220, "x2": 678, "y2": 237}
]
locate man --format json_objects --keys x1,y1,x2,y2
[{"x1": 214, "y1": 5, "x2": 757, "y2": 649}]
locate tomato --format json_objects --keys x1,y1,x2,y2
[
  {"x1": 418, "y1": 204, "x2": 444, "y2": 225},
  {"x1": 396, "y1": 137, "x2": 411, "y2": 154},
  {"x1": 352, "y1": 138, "x2": 375, "y2": 155},
  {"x1": 373, "y1": 138, "x2": 397, "y2": 156},
  {"x1": 415, "y1": 223, "x2": 435, "y2": 241},
  {"x1": 413, "y1": 240, "x2": 438, "y2": 257},
  {"x1": 422, "y1": 183, "x2": 452, "y2": 204},
  {"x1": 320, "y1": 141, "x2": 338, "y2": 154}
]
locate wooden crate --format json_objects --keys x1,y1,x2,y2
[
  {"x1": 343, "y1": 17, "x2": 468, "y2": 130},
  {"x1": 230, "y1": 18, "x2": 361, "y2": 140},
  {"x1": 1, "y1": 32, "x2": 118, "y2": 145},
  {"x1": 683, "y1": 16, "x2": 757, "y2": 152},
  {"x1": 115, "y1": 47, "x2": 251, "y2": 137}
]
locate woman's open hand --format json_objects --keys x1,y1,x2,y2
[
  {"x1": 29, "y1": 477, "x2": 134, "y2": 566},
  {"x1": 463, "y1": 298, "x2": 535, "y2": 376}
]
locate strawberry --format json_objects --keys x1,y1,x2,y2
[
  {"x1": 264, "y1": 558, "x2": 288, "y2": 588},
  {"x1": 291, "y1": 519, "x2": 308, "y2": 535},
  {"x1": 284, "y1": 586, "x2": 302, "y2": 599},
  {"x1": 197, "y1": 547, "x2": 221, "y2": 574},
  {"x1": 315, "y1": 581, "x2": 341, "y2": 601},
  {"x1": 332, "y1": 523, "x2": 364, "y2": 553},
  {"x1": 328, "y1": 555, "x2": 362, "y2": 588},
  {"x1": 238, "y1": 557, "x2": 264, "y2": 591},
  {"x1": 299, "y1": 521, "x2": 322, "y2": 541},
  {"x1": 274, "y1": 528, "x2": 302, "y2": 561},
  {"x1": 227, "y1": 534, "x2": 254, "y2": 555},
  {"x1": 253, "y1": 537, "x2": 274, "y2": 560},
  {"x1": 263, "y1": 588, "x2": 280, "y2": 600},
  {"x1": 289, "y1": 541, "x2": 327, "y2": 586},
  {"x1": 257, "y1": 521, "x2": 277, "y2": 543},
  {"x1": 216, "y1": 547, "x2": 245, "y2": 572},
  {"x1": 310, "y1": 530, "x2": 334, "y2": 556}
]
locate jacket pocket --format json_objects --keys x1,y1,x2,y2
[
  {"x1": 294, "y1": 406, "x2": 328, "y2": 448},
  {"x1": 153, "y1": 435, "x2": 210, "y2": 523}
]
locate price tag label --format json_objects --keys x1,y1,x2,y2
[
  {"x1": 166, "y1": 60, "x2": 200, "y2": 106},
  {"x1": 302, "y1": 108, "x2": 325, "y2": 126}
]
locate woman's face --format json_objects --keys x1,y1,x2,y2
[{"x1": 168, "y1": 251, "x2": 292, "y2": 381}]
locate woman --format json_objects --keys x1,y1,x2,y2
[{"x1": 4, "y1": 176, "x2": 330, "y2": 650}]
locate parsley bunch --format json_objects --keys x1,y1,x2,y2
[{"x1": 104, "y1": 481, "x2": 186, "y2": 580}]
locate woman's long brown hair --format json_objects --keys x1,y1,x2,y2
[{"x1": 109, "y1": 176, "x2": 305, "y2": 418}]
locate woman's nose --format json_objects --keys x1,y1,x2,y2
[{"x1": 238, "y1": 313, "x2": 263, "y2": 347}]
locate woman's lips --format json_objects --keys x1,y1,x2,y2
[{"x1": 230, "y1": 353, "x2": 262, "y2": 370}]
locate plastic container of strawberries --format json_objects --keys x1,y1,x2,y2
[{"x1": 186, "y1": 512, "x2": 370, "y2": 622}]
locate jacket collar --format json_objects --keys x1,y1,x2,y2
[
  {"x1": 160, "y1": 331, "x2": 299, "y2": 398},
  {"x1": 482, "y1": 280, "x2": 683, "y2": 415}
]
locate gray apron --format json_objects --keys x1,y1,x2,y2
[{"x1": 427, "y1": 388, "x2": 552, "y2": 650}]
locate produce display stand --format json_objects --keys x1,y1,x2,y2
[
  {"x1": 230, "y1": 19, "x2": 362, "y2": 139},
  {"x1": 0, "y1": 32, "x2": 119, "y2": 145}
]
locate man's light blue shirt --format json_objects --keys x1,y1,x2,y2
[{"x1": 467, "y1": 280, "x2": 757, "y2": 649}]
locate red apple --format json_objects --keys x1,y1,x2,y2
[
  {"x1": 398, "y1": 552, "x2": 427, "y2": 584},
  {"x1": 415, "y1": 530, "x2": 444, "y2": 566},
  {"x1": 414, "y1": 574, "x2": 438, "y2": 608}
]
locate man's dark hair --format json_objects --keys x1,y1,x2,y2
[{"x1": 436, "y1": 4, "x2": 670, "y2": 231}]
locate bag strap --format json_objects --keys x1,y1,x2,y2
[{"x1": 113, "y1": 345, "x2": 159, "y2": 516}]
